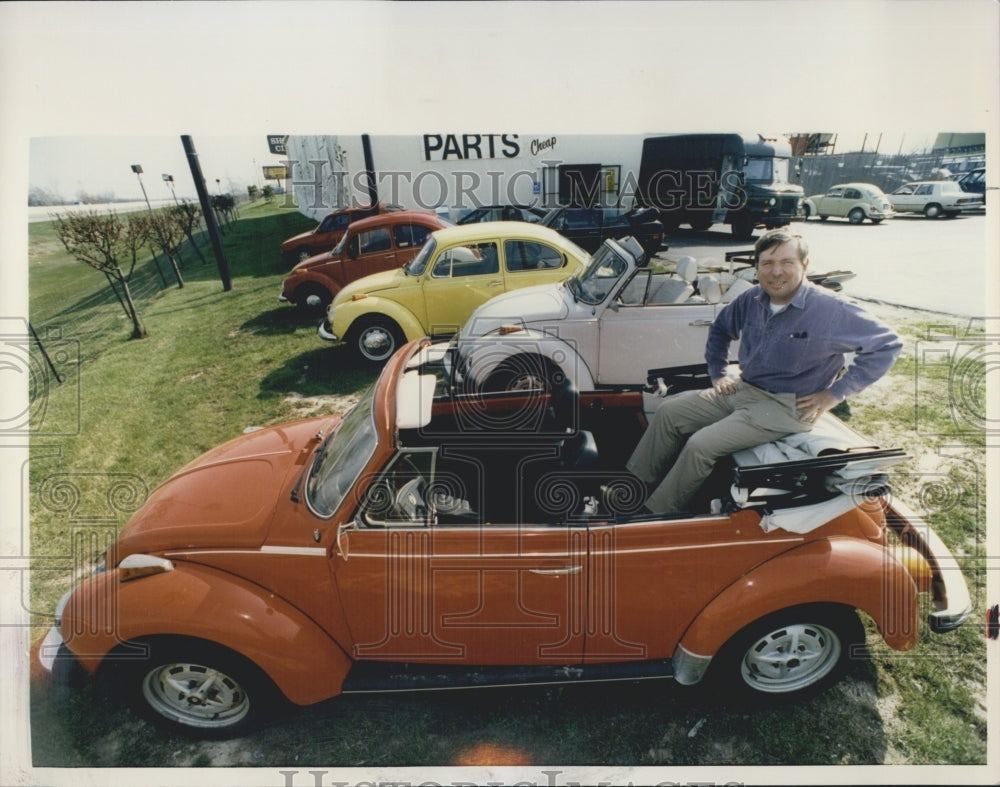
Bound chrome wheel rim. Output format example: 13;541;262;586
739;622;841;693
141;661;250;728
359;326;394;361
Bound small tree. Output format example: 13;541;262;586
247;184;260;201
262;184;275;204
170;202;207;264
53;209;148;339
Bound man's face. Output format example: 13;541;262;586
757;239;809;305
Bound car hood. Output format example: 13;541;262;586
113;417;338;557
459;281;569;338
338;267;411;300
282;229;315;250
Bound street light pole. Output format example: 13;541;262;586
162;173;179;205
132;164;183;288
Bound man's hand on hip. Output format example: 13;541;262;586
712;375;740;396
795;389;840;422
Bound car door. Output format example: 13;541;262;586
596;268;722;385
331;448;588;664
422;240;504;335
564;207;603;251
817;186;846;216
890;184;918;212
343;225;399;277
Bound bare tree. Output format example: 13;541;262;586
52;209;148;339
170;202;207;264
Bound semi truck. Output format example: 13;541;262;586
637;134;803;239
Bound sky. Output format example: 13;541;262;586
2;2;999;786
28;135;285;203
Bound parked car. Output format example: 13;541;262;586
538;205;666;255
318;221;588;363
39;337;972;738
279;211;449;310
801;183;894;224
889;180;984;218
281;202;403;265
956;167;986;196
456;204;547;224
451;237;855;393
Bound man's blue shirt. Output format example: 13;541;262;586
706;281;902;400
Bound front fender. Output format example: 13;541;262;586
60;562;353;706
331;296;425;343
462;329;597;391
674;535;919;682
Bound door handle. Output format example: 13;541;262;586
488;280;503;287
529;565;583;576
689;319;713;327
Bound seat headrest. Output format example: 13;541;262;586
547;375;579;431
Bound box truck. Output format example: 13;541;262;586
637;134;803;239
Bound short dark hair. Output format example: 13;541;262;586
754;229;809;263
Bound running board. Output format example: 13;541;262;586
341;658;675;694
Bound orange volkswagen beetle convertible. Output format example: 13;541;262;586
39;340;971;737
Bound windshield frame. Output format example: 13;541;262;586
403;236;437;276
564;243;630;306
304;384;379;518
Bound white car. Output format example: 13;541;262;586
888;180;985;218
801;183;894;224
450;237;854;392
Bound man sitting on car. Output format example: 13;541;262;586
626;228;902;515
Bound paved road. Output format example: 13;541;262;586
658;211;991;319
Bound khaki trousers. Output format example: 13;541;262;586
626;382;812;513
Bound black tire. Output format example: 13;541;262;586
847;208;865;225
486;354;562;393
293;282;331;311
349;317;404;364
731;213;755;240
707;603;864;702
923;203;943;219
116;638;282;738
689;216;713;232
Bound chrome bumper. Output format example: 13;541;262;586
317;319;339;342
887;499;973;632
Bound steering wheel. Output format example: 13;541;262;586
393;476;428;521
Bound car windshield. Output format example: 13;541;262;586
305;385;378;518
403;237;437;275
564;243;627;305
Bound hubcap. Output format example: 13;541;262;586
361;326;393;359
142;661;250;728
740;622;841;693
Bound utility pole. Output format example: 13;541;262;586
181;135;231;291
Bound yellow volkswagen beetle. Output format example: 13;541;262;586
319;221;589;362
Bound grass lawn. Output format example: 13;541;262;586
25;203;988;768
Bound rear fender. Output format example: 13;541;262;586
675;536;919;680
59;562;352;706
463;329;597;391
